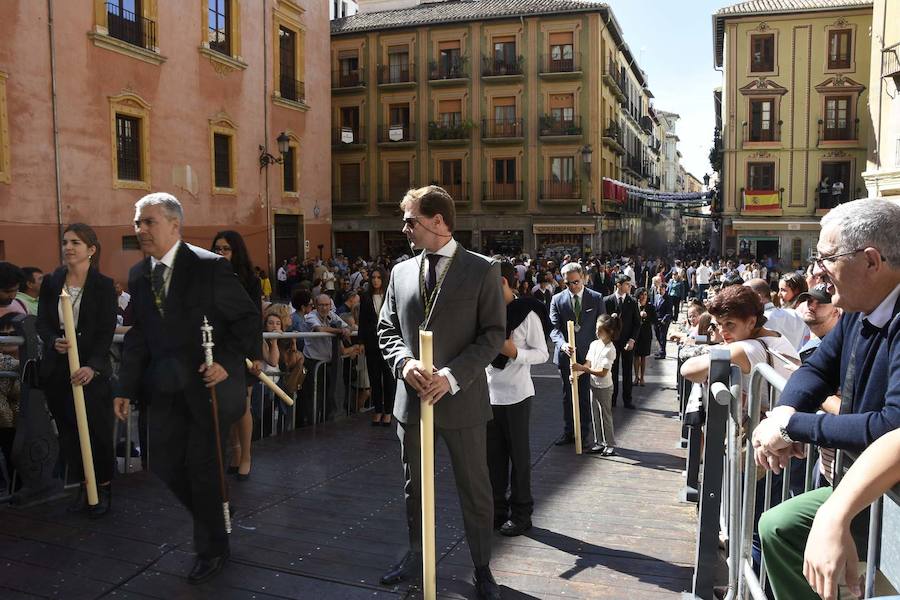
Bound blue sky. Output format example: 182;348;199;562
607;0;727;181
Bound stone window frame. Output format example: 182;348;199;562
282;131;301;198
209;113;238;195
746;25;779;77
89;0;167;66
823;19;858;75
273;1;308;112
198;0;248;74
109;91;151;191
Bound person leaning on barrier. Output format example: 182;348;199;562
802;427;900;600
753;199;900;600
745;278;811;351
0;262;27;318
37;224;117;517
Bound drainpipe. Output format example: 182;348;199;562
262;0;274;277
48;0;64;260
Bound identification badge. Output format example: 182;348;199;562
574;324;581;333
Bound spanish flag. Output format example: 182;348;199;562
744;190;779;211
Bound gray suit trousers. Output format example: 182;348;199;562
398;420;494;567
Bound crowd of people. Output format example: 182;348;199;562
0;188;898;599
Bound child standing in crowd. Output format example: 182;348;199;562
572;314;621;456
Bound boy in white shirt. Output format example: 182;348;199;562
572;314;621;456
486;262;550;536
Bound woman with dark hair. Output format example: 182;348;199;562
778;272;808;310
632;287;655;386
358;266;395;426
37;223;117;516
680;284;799;398
211;231;262;480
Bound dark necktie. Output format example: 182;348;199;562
152;262;167;311
426;253;440;295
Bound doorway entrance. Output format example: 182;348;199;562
274;213;304;267
334;231;369;260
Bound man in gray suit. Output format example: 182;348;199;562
378;186;505;600
549;262;606;445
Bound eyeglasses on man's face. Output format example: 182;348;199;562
565;280;581;286
809;248;864;270
402;216;419;229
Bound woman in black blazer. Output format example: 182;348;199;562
358;266;395;426
37;224;117;517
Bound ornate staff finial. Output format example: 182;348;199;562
201;316;215;367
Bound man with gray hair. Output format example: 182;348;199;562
113;192;264;585
549;262;606;445
753;199;900;600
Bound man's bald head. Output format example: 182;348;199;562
744;278;772;303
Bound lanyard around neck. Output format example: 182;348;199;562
419;245;459;324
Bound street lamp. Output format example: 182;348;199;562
259;131;291;168
581;144;593;180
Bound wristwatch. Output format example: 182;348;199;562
778;426;793;444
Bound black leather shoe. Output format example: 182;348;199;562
380;550;420;585
188;552;229;585
499;519;531;537
554;433;575;446
88;485;111;518
474;565;502;599
66;484;87;513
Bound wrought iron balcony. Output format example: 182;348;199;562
818;118;860;142
482;181;523;203
438;183;469;204
428;121;471;141
106;2;157;51
540;52;581;74
377;64;415;85
883;42;900;78
540;179;582;200
332;69;365;89
332;126;365;146
279;76;305;103
428;59;468;80
481;56;524;77
333;184;367;206
539;116;582;137
377;124;416;144
482;119;524;139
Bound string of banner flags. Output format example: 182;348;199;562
601;177;714;207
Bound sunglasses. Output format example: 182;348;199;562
402;217;419;229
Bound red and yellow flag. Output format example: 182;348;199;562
744;190;779;211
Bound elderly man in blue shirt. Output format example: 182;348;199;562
753;199;900;600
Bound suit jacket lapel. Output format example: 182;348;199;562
164;242;194;315
421;248;465;328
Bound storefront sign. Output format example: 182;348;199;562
533;224;596;234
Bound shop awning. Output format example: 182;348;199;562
533;223;596;234
731;219;821;232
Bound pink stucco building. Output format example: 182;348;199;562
0;0;331;281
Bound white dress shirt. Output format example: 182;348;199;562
423;238;461;394
486;311;549;405
763;303;810;351
866;282;900;328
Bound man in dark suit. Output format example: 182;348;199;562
652;280;675;358
604;274;642;408
549;262;606;444
590;261;614;296
113;193;263;585
378;186;505;600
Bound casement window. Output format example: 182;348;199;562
828;29;852;70
750;34;775;73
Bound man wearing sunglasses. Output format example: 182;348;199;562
378;185;505;599
753;199;900;600
548;262;606;445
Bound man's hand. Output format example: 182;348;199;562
53;337;70;354
803;510;862;600
561;343;575;357
113;397;130;422
198;361;229;388
752;417;804;474
821;394;841;415
422;373;451;405
624;339;635;352
70;366;95;387
402;358;432;395
501;339;518;359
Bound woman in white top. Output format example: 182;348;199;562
572;313;621;456
681;285;800;401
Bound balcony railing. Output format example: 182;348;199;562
428;59;468;80
624;154;643;175
540;179;581;200
539;116;582;137
332;69;365;89
819;118;860;142
439;183;469;203
334;185;367;205
377;64;415;85
332;126;365;146
883;42;900;78
481;56;524;77
816;187;850;211
279;76;305;103
377;124;416;143
540;52;581;74
828;53;851;70
428;121;471;141
603;61;626;101
483;181;522;202
482;118;524;139
106;2;157;51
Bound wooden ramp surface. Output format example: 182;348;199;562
0;347;695;599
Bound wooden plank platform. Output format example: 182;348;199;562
1;348;696;599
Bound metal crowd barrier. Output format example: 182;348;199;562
2;326;367;504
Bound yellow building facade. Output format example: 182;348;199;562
863;0;900;196
714;0;873;267
330;0;657;259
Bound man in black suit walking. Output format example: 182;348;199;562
604;274;641;408
113;193;263;585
